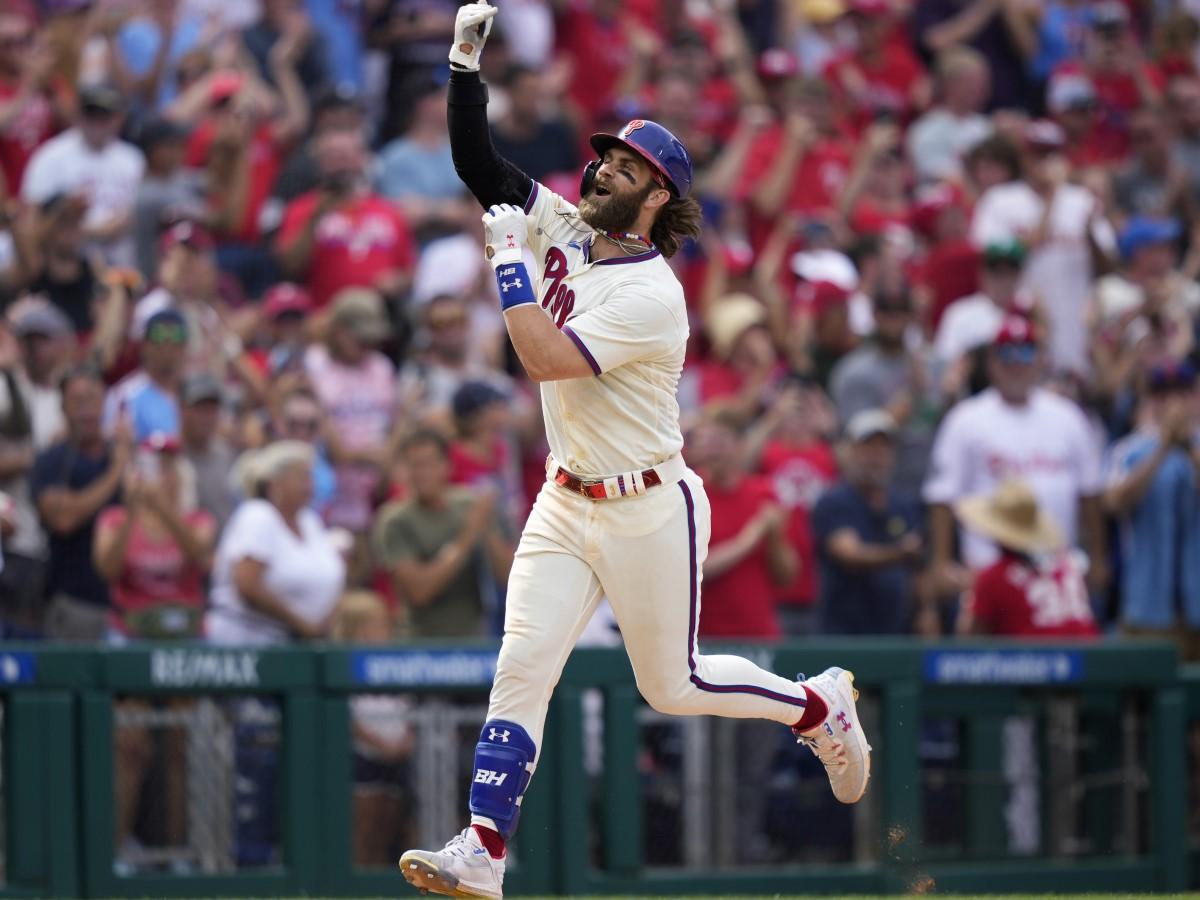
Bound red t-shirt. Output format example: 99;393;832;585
697;475;781;639
449;439;509;487
1052;60;1164;161
186;120;284;244
277;191;415;309
968;550;1099;638
737;125;852;249
98;506;214;636
760;439;838;607
555;5;632;124
913;239;981;330
0;78;55;195
823;45;927;133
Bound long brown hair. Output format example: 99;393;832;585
651;196;703;259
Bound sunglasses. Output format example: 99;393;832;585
145;323;187;344
996;343;1037;365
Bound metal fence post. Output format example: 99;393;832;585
601;684;641;875
881;678;920;891
1151;685;1187;890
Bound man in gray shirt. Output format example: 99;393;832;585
180;373;236;529
829;286;941;499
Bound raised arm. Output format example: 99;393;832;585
446;4;532;209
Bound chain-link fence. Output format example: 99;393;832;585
112;695;281;875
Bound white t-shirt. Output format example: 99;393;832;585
923;387;1103;568
21;128;145;265
906;109;992;183
934;293;1004;365
521;181;689;476
971;181;1116;374
207;499;346;644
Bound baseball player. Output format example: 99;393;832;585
399;5;870;897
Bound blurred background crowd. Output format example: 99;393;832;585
0;0;1198;649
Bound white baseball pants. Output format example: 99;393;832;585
484;462;811;758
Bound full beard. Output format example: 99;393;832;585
578;183;652;234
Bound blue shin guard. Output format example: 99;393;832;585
468;720;536;839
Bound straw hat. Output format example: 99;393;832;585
954;480;1063;555
705;294;766;360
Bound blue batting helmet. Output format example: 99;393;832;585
590;119;694;198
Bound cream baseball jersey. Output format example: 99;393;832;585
520;181;689;477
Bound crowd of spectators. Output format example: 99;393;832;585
0;0;1197;673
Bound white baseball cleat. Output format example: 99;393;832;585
793;667;872;804
399;827;505;898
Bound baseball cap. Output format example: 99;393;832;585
136;116;189;153
993;314;1039;348
1090;0;1129;30
845;409;897;443
1024;119;1067;149
1147;359;1197;394
1047;73;1098;114
330;288;392;342
263;283;313;320
757;49;800;81
912;183;965;239
181;372;224;406
144;309;188;344
208;71;244;106
452;380;507;421
9;300;72;338
983;240;1027;268
1118;216;1182;261
160;220;215;254
78;81;125;115
313;84;363;117
807;280;852;318
141;431;182;454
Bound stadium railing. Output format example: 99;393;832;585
0;639;1190;897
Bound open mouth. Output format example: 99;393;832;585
594;185;611;197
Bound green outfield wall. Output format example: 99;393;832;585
0;640;1193;897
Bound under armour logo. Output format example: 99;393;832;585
837;712;852;733
505;232;517;248
488;728;510;743
500;279;522;293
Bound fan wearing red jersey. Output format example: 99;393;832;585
954;480;1099;638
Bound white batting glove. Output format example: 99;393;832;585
482;204;528;268
449;3;498;71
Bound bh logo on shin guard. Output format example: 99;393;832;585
474;769;509;786
488;728;510;743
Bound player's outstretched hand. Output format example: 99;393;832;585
449;2;498;71
482;203;528;267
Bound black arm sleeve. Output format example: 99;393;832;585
447;69;534;209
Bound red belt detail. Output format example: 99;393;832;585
553;466;662;500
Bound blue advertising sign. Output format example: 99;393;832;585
0;651;36;685
352;650;498;687
924;649;1083;685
